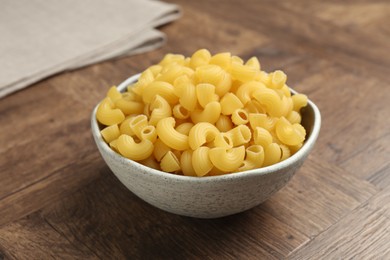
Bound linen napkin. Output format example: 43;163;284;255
0;0;181;98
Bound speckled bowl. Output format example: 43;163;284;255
91;74;321;218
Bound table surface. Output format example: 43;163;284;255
1;0;390;259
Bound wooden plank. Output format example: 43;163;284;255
290;186;390;259
0;212;98;259
0;151;104;227
260;157;378;238
40;173;309;259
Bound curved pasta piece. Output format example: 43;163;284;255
252;88;283;117
226;125;252;147
231;62;257;82
149;95;172;126
195;65;232;97
270;70;287;89
196;83;219;108
115;97;144;116
117;134;154;161
96;97;125;126
245;145;265;168
245;57;261;70
128;115;148;139
220;92;243;115
188;122;220;150
153;138;171;162
275;117;305;146
158;53;185;66
140;125;157;143
139;156;161;171
280;96;293;117
279;144;291;161
248;113;278;131
180;150;197;176
172;104;190;119
287;110;302;124
156;117;189;151
100;124;120;143
189;49;211;69
160;151;181;172
130;69;154;95
192;147;213;176
263;143;282;167
238;160;256;172
107;86;122;102
216;115;233;132
213;133;233;148
209;146;245;172
231;108;249;125
209;52;231;70
253;127;273;148
236;81;267;105
292;94;308;112
175;122;194;135
173;75;197;111
142;81;178;105
190;101;221;124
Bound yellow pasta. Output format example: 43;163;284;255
196;83;219;108
117;134;154;161
153;138;171;162
209;146;245;172
189;49;211;69
192;146;213;176
173;75;197;111
275;117;305;146
149;95;172;126
141;81;178;105
100;124;120;143
245;57;261;70
270;70;287;89
220;92;243;115
175;122;194;135
231;108;249;125
190;101;221;124
188;122;219;150
292;94;308;112
226;125;252;147
236;81;266;105
98;49;309;176
209;52;231;70
156;117;189;151
107;86;122;102
160;151;181;172
195;65;232;97
96;97;125;126
215;115;233;132
180;150;197;176
245;145;265;168
253;127;273;148
263;143;282;167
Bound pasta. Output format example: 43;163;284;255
97;49;309;176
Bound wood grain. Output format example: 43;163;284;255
0;0;389;258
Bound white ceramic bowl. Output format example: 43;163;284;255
91;74;321;218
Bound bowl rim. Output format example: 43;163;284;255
91;73;321;182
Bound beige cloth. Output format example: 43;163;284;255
0;0;180;98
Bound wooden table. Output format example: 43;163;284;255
1;0;389;259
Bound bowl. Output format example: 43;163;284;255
91;74;321;218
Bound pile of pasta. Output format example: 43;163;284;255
96;49;308;177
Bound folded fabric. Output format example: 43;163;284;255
0;0;180;98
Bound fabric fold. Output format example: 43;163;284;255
0;0;181;98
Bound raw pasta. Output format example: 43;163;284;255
97;49;308;176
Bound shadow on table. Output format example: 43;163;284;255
43;166;275;258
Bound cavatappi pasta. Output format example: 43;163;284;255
96;49;308;176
